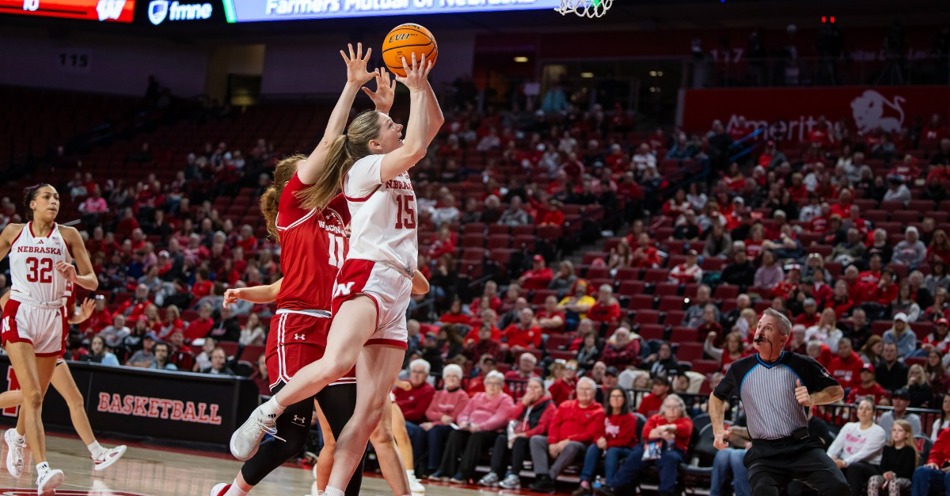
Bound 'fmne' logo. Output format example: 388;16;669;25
149;0;213;25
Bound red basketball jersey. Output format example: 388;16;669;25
275;173;350;313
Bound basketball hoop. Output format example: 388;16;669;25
555;0;612;18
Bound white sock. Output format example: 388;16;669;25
260;397;286;418
36;461;49;475
224;480;249;496
87;441;104;458
324;487;344;496
406;469;416;480
12;431;25;444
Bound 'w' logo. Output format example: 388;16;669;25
96;0;126;21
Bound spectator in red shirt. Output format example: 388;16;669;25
505;352;540;385
669;249;703;285
549;361;579;405
527;377;605;492
81;296;113;337
502;306;542;355
845;363;889;405
600;327;641;370
868;268;900;307
192;268;213;302
637;376;671;417
440;298;472;327
184;303;214;343
794;298;821;328
395;358;437;426
827;337;864;389
829;280;855;319
518;255;554;290
464;323;502;363
630;232;664;269
576;386;639;492
598;394;694;496
536;295;566;334
695;304;724;344
588;284;622;328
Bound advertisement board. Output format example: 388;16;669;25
682;86;950;143
0;0;135;22
135;0;225;26
223;0;562;23
0;358;259;447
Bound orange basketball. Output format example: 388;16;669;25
382;23;438;78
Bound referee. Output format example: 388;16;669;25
709;308;850;496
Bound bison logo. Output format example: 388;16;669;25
851;90;905;134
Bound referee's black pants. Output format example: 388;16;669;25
745;441;850;496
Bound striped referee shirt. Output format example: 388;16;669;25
713;351;840;441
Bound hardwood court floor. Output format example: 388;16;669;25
0;433;521;495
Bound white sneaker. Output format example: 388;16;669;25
92;445;127;471
210;483;230;496
408;470;425;494
230;404;280;461
36;468;64;495
4;428;25;478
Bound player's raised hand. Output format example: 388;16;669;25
55;260;78;283
394;52;433;93
362;69;396;114
223;288;241;308
341;42;376;87
795;379;813;406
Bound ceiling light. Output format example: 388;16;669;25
581;72;594;78
514;56;528;63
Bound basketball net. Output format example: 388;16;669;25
555;0;612;18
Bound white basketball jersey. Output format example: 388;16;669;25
343;154;418;276
9;222;70;307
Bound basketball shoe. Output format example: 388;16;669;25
3;428;25;478
230;404;281;460
92;444;127;471
36;467;64;495
210;483;230;496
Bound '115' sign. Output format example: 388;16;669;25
57;51;92;73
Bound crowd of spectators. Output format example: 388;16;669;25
4;78;950;493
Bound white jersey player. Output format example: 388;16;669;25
0;183;99;495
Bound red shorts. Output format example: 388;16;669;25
331;259;411;349
266;310;355;392
1;300;67;357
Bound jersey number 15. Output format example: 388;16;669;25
394;194;416;230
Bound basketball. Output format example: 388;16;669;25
381;23;438;78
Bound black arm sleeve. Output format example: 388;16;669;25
713;356;750;401
789;353;840;392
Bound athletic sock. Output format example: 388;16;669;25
324;486;344;496
87;441;104;458
260;397;286;418
36;461;49;475
12;431;25;444
224;480;249;496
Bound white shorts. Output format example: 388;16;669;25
332;259;412;349
1;300;67;357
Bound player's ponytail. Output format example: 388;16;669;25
260;155;304;240
298;110;381;211
22;183;52;221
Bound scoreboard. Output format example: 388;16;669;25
222;0;564;23
0;0;136;22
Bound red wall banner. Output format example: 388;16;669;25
682;86;950;143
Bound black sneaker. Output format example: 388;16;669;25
593;486;616;496
529;475;556;493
